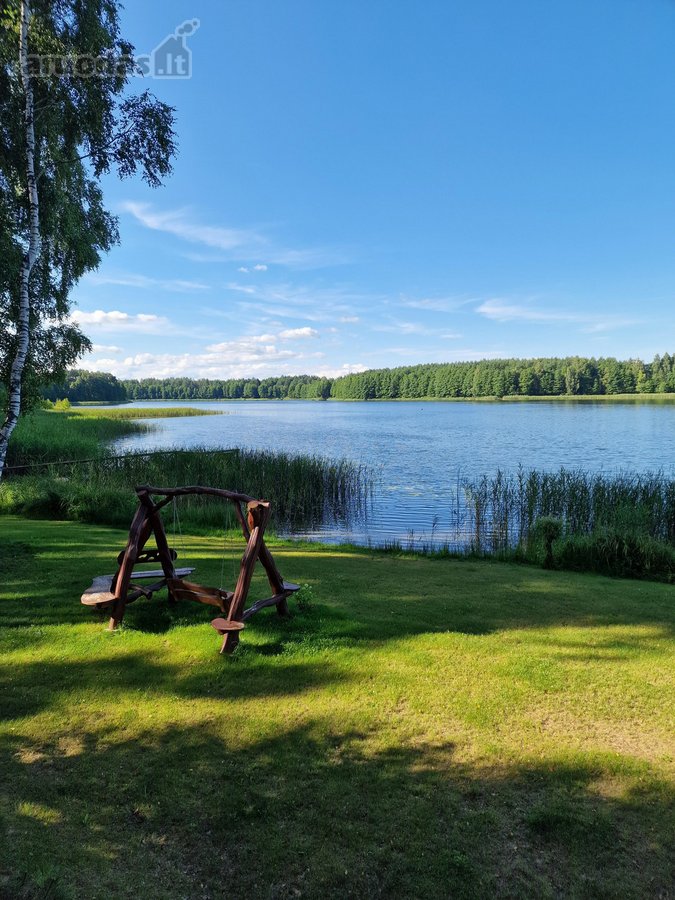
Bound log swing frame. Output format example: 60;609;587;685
81;485;299;654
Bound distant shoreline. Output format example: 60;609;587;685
75;393;675;406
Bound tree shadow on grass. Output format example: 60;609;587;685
0;649;346;722
0;720;672;899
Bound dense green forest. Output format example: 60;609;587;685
44;353;675;402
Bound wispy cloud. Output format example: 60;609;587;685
121;202;345;270
398;296;472;313
476;299;641;332
71;309;171;334
84;271;210;293
374;319;461;338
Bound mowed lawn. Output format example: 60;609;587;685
0;518;673;899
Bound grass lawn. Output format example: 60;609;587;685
0;517;673;899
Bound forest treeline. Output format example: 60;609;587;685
43;353;675;402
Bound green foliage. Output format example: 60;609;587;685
295;583;316;612
69;406;222;419
43;354;675;403
43;370;126;403
555;530;675;581
0;2;176;422
531;516;563;568
0;447;369;532
5;410;146;469
464;469;675;579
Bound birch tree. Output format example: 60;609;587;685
0;0;176;478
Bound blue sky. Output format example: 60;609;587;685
75;0;675;380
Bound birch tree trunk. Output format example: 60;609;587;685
0;0;41;480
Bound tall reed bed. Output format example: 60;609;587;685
69;407;223;419
0;447;371;534
463;468;675;552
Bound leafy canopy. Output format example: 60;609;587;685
0;0;176;407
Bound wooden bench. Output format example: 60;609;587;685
81;484;300;654
81;567;195;609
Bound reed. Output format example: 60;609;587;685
462;467;675;578
68;407;224;419
0;446;371;535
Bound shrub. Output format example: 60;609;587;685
555;529;675;581
531;516;563;568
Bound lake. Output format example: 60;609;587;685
106;399;675;547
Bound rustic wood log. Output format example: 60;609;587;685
210;617;246;634
167;578;233;611
138;491;177;591
136;484;256;504
221;501;271;654
109;499;153;629
81;568;195;608
234;500;289;615
116;547;177;566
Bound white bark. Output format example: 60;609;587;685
0;0;41;479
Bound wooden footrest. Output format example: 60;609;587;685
210;617;246;634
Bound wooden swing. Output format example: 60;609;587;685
81;485;299;654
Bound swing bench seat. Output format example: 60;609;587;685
82;485;300;655
81;567;195;608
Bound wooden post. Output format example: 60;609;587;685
137;490;177;598
221;501;271;653
108;501;152;630
234;501;288;616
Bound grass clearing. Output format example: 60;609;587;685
0;517;673;898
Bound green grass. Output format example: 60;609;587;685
0;517;673;899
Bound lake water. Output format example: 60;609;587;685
107;400;675;547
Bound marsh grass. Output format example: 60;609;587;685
69;406;224;419
5;411;148;469
1;445;370;534
463;468;675;578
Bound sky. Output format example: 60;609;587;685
75;0;675;381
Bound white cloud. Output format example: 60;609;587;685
71;309;171;333
237;267;250;273
278;327;318;340
83;272;209;292
90;343;122;354
339;315;360;323
253;264;268;271
476;299;640;332
86;343;355;380
313;363;368;378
